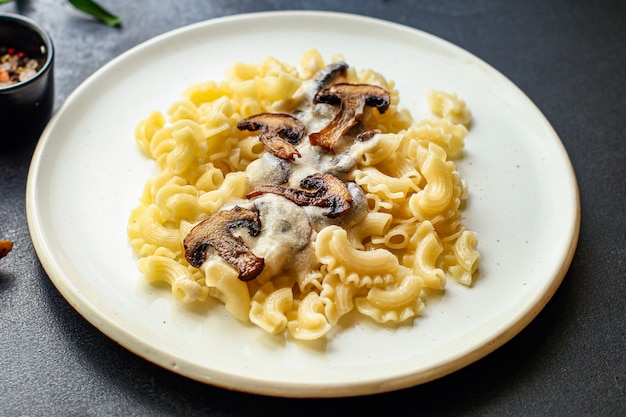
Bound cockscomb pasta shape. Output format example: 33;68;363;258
409;143;455;217
249;281;293;334
165;122;207;175
365;192;395;213
347;211;393;249
237;135;267;163
319;273;359;325
376;158;422;185
427;89;472;128
372;221;417;250
410;118;468;159
355;266;423;323
183;80;233;106
167;99;201;124
203;259;251;322
350;132;402;166
257;72;302;104
194;163;224;192
228;56;298;81
316;225;398;288
287;292;332;340
296;269;324;293
197;171;249;214
154;178;204;223
128;204;182;253
409;221;446;289
197;96;237;143
298;48;327;80
138;255;208;303
449;230;481;286
354;167;419;201
135;110;166;157
146;122;179;164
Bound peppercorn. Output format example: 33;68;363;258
0;46;40;87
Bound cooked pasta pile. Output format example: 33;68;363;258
128;49;480;340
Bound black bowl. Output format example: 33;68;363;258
0;13;54;148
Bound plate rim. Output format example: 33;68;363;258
26;10;581;397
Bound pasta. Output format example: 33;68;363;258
128;49;480;340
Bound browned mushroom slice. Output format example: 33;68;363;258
183;206;264;281
237;113;305;160
247;173;352;218
313;61;348;91
309;83;390;152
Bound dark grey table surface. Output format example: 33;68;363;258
1;0;624;416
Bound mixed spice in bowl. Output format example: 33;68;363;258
0;46;42;87
0;13;54;148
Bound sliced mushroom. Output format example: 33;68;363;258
237;113;305;160
247;173;352;218
309;84;390;152
313;61;348;91
183;206;264;281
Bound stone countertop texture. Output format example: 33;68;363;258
0;1;624;416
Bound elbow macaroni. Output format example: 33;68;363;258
128;49;480;340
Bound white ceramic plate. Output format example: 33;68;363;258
26;11;579;397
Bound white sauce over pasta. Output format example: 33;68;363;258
128;49;480;340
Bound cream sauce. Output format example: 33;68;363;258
217;70;378;280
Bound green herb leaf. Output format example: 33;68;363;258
0;0;15;4
67;0;121;27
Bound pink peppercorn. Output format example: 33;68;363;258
0;47;41;86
